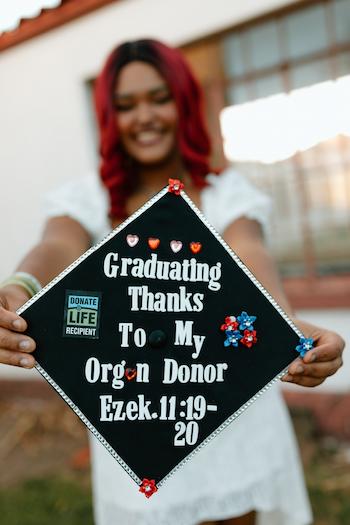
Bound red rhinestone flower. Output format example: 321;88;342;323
240;330;257;348
168;178;184;195
139;478;158;498
220;315;238;331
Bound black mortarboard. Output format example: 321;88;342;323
19;178;308;498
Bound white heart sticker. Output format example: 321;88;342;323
126;234;139;247
170;240;183;253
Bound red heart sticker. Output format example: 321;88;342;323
125;368;137;381
190;242;202;254
148;238;160;250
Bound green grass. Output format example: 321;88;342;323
0;477;93;525
309;487;350;525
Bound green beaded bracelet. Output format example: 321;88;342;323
1;272;42;298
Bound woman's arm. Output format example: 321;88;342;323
222;217;345;387
0;216;91;369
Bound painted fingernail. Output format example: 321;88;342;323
13;319;24;330
19;357;32;368
19;340;31;350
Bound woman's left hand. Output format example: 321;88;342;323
281;321;345;387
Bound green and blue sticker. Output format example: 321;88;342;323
63;290;101;339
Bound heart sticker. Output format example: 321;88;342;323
170;240;183;253
126;234;139;247
125;368;137;381
148;238;160;250
190;241;202;254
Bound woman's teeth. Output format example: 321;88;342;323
135;131;162;144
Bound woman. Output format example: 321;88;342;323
0;39;344;525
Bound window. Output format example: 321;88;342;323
184;0;350;307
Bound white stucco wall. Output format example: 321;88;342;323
1;0;348;391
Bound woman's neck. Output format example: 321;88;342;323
136;154;188;196
111;154;202;227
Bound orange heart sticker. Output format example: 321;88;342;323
190;241;202;254
148;237;160;250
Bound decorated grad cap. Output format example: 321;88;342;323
18;178;312;498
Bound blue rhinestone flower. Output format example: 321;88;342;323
237;311;256;331
224;330;242;347
295;337;314;357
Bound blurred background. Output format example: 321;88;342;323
0;0;350;523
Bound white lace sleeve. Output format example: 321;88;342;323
42;174;110;243
202;168;271;235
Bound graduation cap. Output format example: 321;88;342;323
18;178;311;498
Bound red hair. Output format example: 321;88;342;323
94;39;213;219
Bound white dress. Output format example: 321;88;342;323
43;168;313;525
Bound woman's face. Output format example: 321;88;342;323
114;61;178;166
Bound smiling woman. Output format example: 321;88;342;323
0;38;344;525
94;39;211;222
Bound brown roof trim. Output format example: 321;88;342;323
0;0;119;52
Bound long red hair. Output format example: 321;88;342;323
94;39;212;219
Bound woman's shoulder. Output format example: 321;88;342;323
42;173;110;242
204;166;264;194
201;166;271;234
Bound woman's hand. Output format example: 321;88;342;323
281;320;345;387
0;217;92;371
0;285;36;369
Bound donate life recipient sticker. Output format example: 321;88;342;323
63;291;101;338
18;179;304;497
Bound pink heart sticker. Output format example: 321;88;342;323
170;240;183;253
126;234;139;247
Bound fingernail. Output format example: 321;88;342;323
19;340;31;350
19;357;32;368
295;365;304;374
282;374;293;382
310;353;317;362
13;319;24;330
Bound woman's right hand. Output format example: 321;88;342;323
0;285;36;369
